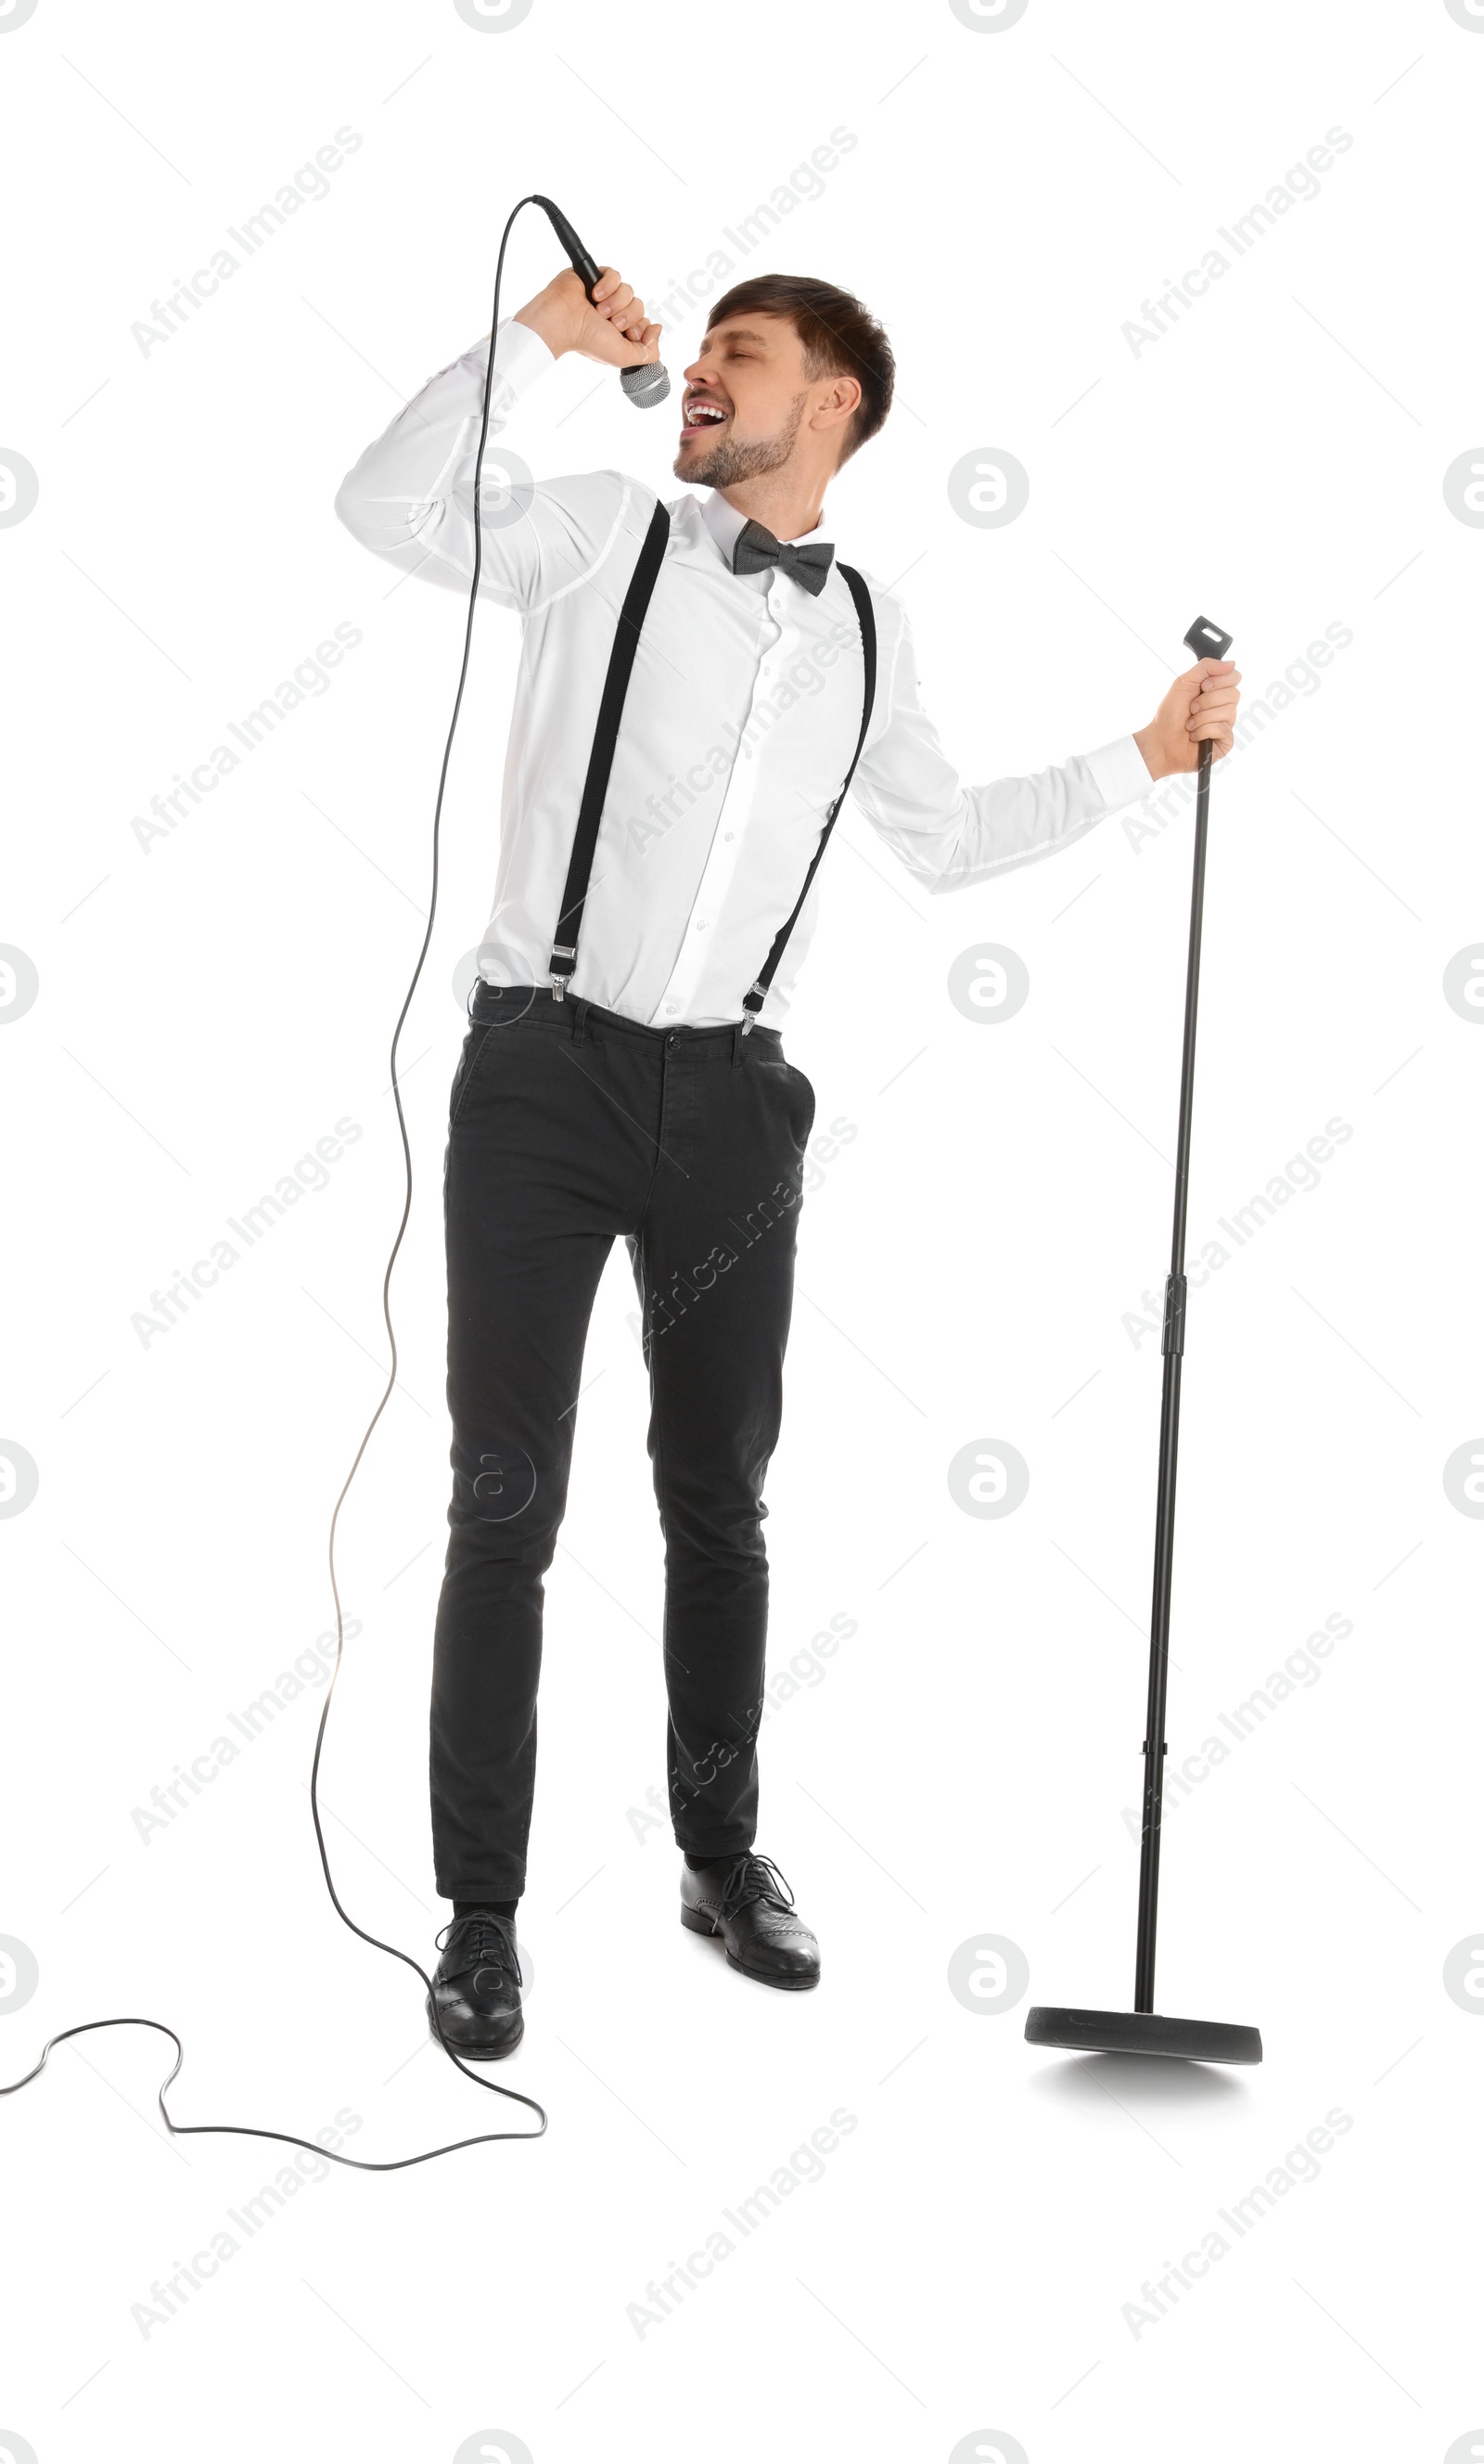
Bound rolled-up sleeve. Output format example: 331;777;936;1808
850;607;1153;892
334;318;630;613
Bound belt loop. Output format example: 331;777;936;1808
732;1021;744;1071
571;996;590;1048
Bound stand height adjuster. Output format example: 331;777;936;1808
1161;1272;1187;1358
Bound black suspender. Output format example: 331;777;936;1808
740;562;876;1030
548;497;672;997
547;512;876;1022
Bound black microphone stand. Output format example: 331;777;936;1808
1025;616;1262;2066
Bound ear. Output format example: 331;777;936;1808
811;372;863;435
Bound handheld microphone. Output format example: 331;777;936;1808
530;193;671;407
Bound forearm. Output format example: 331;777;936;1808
332;318;555;592
940;737;1153;889
853;602;1239;889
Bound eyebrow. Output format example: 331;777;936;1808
708;327;773;346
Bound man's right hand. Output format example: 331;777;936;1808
515;266;662;369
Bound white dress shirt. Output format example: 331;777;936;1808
335;321;1154;1029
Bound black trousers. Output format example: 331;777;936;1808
430;982;816;1900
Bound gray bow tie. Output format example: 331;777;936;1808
731;519;836;597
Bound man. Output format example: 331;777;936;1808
336;263;1240;2058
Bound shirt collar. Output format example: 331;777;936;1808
698;491;748;562
697;490;826;564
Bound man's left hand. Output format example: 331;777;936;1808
1134;657;1241;782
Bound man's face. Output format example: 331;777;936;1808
674;313;811;486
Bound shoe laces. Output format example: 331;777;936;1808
435;1911;521;1986
721;1854;796;1919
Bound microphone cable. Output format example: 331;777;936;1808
2;199;551;2168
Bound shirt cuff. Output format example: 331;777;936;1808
493;314;556;389
448;315;557;400
1084;733;1155;815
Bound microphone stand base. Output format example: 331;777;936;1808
1024;2006;1262;2065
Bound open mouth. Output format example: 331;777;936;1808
680;396;730;442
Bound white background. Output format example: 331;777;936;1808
2;1;1481;2458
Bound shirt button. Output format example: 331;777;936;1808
695;919;708;931
723;832;734;843
665;1004;677;1015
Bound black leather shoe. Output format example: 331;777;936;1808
427;1911;524;2060
680;1854;821;1990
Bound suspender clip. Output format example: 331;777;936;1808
549;945;577;1001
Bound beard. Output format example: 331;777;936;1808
672;391;805;487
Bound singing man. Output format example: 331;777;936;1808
336;263;1240;2056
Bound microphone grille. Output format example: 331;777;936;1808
620;360;672;409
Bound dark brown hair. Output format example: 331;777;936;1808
705;275;895;465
